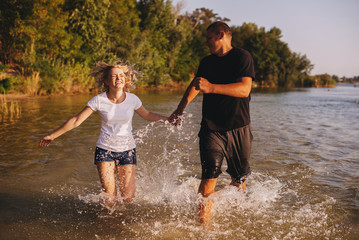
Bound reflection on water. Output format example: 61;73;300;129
0;85;358;239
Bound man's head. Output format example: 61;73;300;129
207;21;232;37
206;21;232;56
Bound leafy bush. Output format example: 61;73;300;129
0;65;10;73
0;77;20;93
316;74;336;87
302;76;315;87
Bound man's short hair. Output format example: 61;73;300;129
207;21;232;36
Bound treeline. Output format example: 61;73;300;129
0;0;335;94
333;75;359;84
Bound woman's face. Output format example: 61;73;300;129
105;67;126;90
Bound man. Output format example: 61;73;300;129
169;21;255;223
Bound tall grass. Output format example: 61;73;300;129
0;94;21;122
23;58;95;94
23;72;40;95
52;61;93;93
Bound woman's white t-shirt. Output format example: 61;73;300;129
87;92;142;152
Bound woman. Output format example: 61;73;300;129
40;61;168;206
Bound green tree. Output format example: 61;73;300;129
172;7;230;82
0;0;34;64
104;0;141;62
232;22;259;48
239;26;281;86
64;0;110;63
0;0;320;94
134;0;172;85
135;0;199;85
315;74;336;87
232;22;313;87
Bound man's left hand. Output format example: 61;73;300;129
194;77;213;94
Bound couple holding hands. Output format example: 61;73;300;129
40;21;255;224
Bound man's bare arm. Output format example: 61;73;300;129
169;80;200;124
194;76;252;97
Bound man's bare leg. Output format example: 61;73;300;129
198;178;218;224
230;178;246;192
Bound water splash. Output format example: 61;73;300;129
62;114;353;238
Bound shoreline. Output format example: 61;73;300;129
0;84;343;100
5;82;358;100
0;85;188;100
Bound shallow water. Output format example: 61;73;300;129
0;85;358;239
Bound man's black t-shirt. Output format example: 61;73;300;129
196;47;255;132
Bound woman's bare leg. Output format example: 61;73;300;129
96;161;117;207
117;165;136;202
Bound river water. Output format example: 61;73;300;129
0;84;358;239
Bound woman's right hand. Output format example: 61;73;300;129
39;135;54;147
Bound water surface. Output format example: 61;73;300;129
0;85;358;239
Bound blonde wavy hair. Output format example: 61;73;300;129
89;61;143;92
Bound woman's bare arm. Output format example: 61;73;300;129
135;106;168;122
39;106;94;147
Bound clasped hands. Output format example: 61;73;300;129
169;77;213;126
168;110;183;126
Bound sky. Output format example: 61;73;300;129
172;0;359;77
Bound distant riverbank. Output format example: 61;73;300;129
1;83;342;100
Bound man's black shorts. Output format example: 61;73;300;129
199;124;253;183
